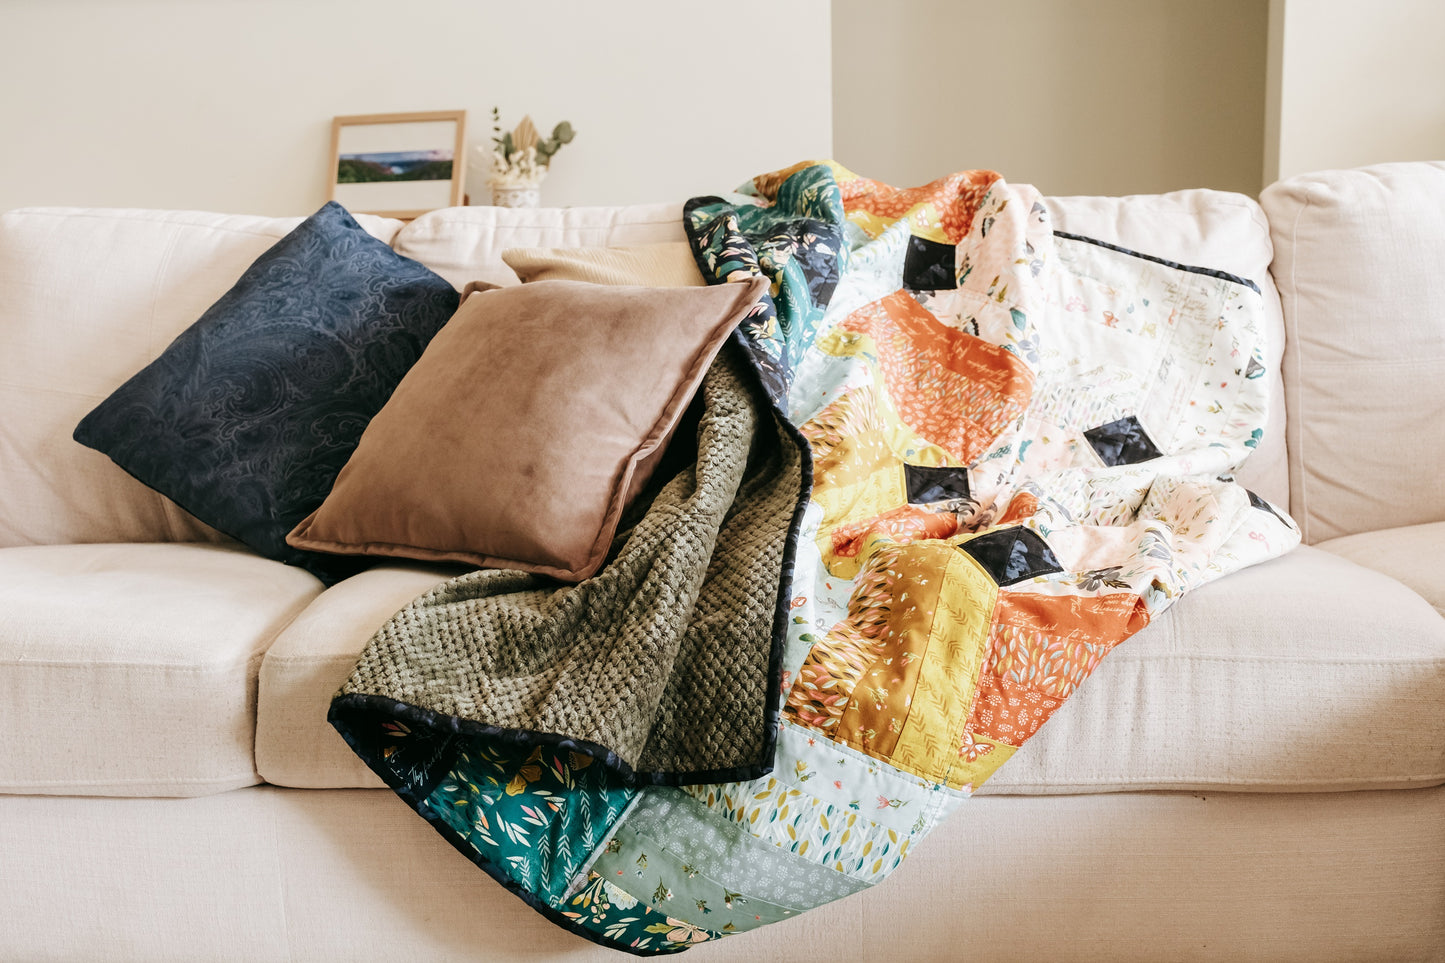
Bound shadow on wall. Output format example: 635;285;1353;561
830;0;1268;197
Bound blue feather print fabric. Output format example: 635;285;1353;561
74;201;460;584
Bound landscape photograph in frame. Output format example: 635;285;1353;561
329;110;466;218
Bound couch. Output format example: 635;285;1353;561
1;161;1441;962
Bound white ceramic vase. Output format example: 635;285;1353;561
491;184;541;208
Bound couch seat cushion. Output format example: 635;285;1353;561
256;563;461;788
982;545;1445;794
0;542;322;796
262;547;1445;794
1316;521;1445;617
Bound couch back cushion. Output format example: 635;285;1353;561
0;208;402;547
1;190;1287;548
1260;162;1445;542
1046;190;1288;508
397;191;1287;507
390;202;686;289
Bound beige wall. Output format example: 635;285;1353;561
13;0;1438;217
1267;0;1445;181
0;0;832;216
832;0;1269;197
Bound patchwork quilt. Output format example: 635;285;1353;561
333;162;1299;955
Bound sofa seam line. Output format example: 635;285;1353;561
256;653;1445;669
0;655;270;671
0;774;262;790
264;792;298;963
4;208;327;240
1299;356;1445;368
261;654;376;666
1286;189;1311;542
1092;655;1445;666
982;774;1445;790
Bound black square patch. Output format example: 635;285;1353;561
1084;415;1163;466
904;464;971;506
902;235;956;291
960;527;1064;586
1247;489;1286;524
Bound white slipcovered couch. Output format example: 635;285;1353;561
1;162;1441;962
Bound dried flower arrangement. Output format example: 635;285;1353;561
489;107;576;189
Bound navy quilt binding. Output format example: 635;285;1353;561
1053;229;1262;294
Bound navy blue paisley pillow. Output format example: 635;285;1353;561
73;201;460;584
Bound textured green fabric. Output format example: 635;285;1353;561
334;340;806;780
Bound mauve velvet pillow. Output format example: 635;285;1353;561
286;276;768;581
73;201;460;584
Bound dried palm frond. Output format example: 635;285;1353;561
512;115;539;153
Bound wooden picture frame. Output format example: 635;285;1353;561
328;110;467;219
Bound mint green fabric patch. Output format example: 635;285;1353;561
591;824;801;934
604;788;868;910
